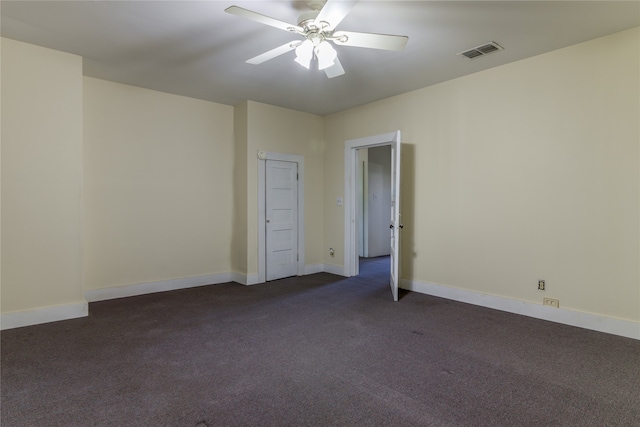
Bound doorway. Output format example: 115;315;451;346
357;146;392;260
344;131;402;301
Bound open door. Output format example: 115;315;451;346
389;133;401;301
344;131;401;301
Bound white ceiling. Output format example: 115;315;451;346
2;1;638;116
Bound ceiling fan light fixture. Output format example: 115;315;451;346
226;1;409;78
295;39;314;69
294;55;312;69
315;41;337;70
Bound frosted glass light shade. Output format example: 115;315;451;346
295;40;313;69
316;41;337;70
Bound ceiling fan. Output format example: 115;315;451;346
225;0;408;78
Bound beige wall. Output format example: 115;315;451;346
246;101;325;275
324;28;640;322
83;77;234;290
1;38;84;313
232;102;249;275
2;27;638;331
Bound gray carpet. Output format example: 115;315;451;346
2;256;639;426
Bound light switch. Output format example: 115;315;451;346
336;197;343;206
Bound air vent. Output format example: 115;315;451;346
458;42;503;59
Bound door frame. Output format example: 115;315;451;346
358;157;369;258
344;131;400;277
258;151;305;283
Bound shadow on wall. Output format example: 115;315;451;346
400;142;416;282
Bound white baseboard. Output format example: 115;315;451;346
400;278;640;340
1;301;88;330
233;265;345;285
246;274;260;285
230;272;246;285
323;263;348;276
304;264;325;275
85;273;233;302
231;272;260;286
234;264;348;285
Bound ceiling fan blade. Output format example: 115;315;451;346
332;31;408;51
324;57;345;79
225;6;302;33
314;0;358;31
246;41;302;65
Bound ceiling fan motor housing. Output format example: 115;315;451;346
297;11;320;30
307;1;327;12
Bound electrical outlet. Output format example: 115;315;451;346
329;248;335;257
538;280;545;291
543;298;559;308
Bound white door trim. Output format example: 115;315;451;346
258;151;305;283
344;131;400;277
